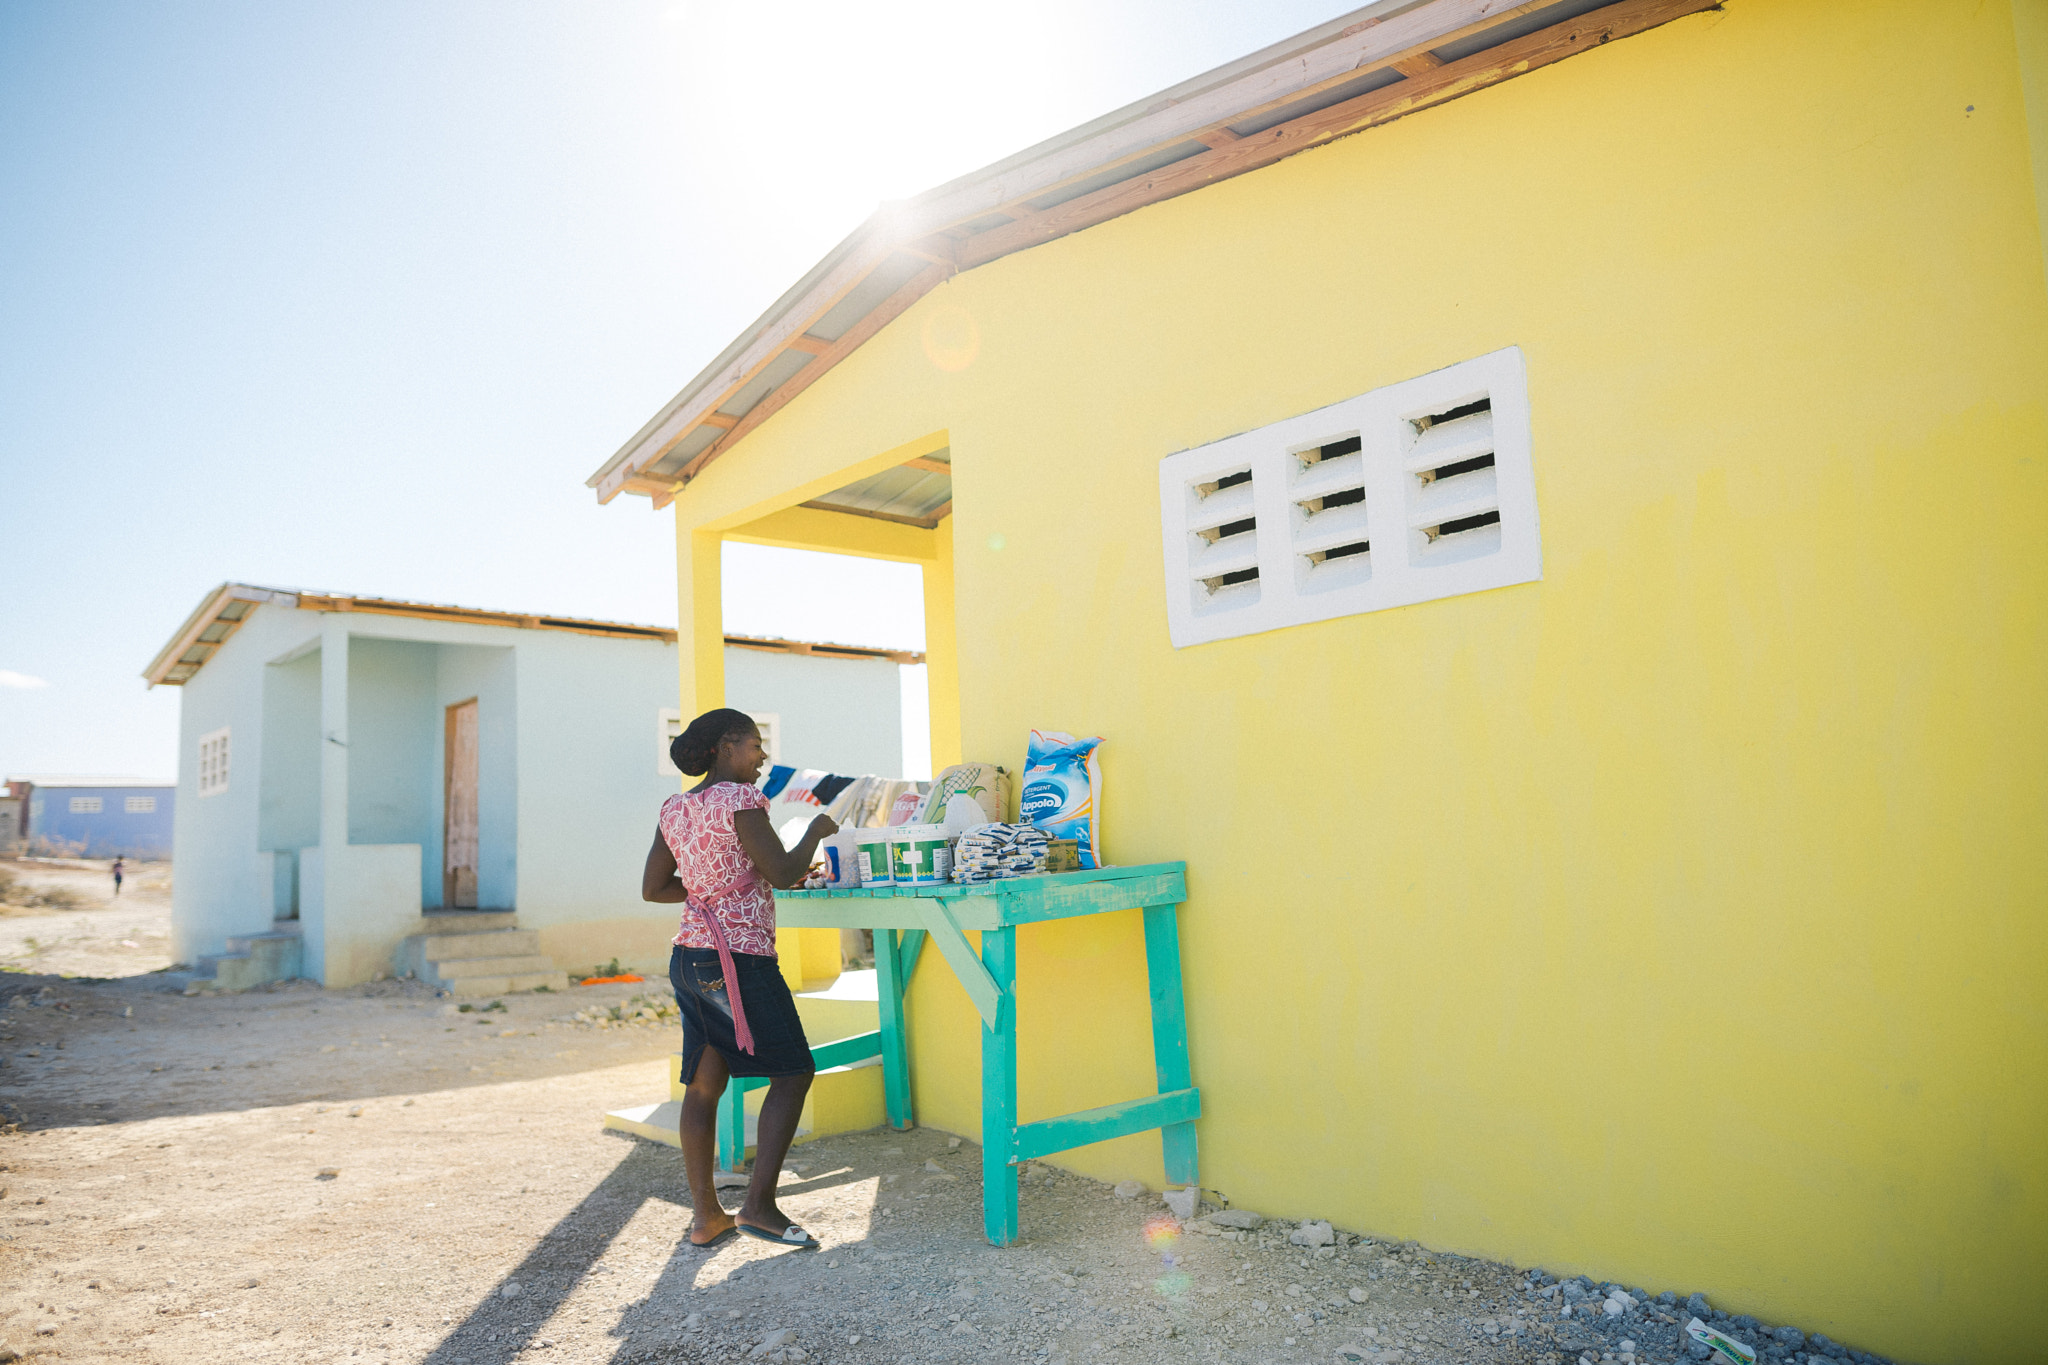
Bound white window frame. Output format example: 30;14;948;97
125;795;156;814
748;712;781;765
659;708;783;776
69;796;103;814
198;726;231;797
1158;346;1540;648
658;709;685;776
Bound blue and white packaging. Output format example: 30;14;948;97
1020;730;1105;869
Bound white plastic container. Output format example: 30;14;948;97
942;792;986;837
889;823;952;886
852;828;896;887
820;830;861;889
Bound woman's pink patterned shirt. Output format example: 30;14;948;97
661;784;778;957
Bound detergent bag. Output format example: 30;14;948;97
1020;730;1104;869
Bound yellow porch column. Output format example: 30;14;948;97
924;514;961;773
674;525;725;718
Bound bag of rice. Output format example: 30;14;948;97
917;763;1011;825
1020;730;1104;869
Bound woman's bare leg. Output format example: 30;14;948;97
739;1070;814;1233
679;1048;737;1244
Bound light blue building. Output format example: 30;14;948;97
145;584;914;991
6;776;175;859
704;633;914;778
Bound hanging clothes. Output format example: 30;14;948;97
811;774;856;807
778;769;828;805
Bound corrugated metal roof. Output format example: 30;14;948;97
6;775;173;789
141;585;923;687
804;449;953;527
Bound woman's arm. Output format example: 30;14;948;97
641;829;689;903
733;807;837;889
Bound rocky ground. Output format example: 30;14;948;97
0;871;1902;1365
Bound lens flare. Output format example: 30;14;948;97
1143;1217;1190;1296
921;303;981;373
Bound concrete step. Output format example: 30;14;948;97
420;910;517;932
397;915;565;996
609;1049;878;1155
446;970;568;998
188;923;303;993
396;928;540;983
417;929;541;960
431;953;559;979
604;1099;811;1154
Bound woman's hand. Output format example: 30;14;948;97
734;807;834;889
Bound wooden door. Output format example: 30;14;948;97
443;699;479;909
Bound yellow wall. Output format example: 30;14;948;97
663;2;2048;1359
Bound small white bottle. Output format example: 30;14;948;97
820;830;861;889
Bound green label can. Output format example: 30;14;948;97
854;832;895;887
889;824;952;885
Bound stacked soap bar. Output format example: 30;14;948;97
950;823;1052;884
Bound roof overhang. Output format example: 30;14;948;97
143;584;920;687
142;583;301;687
142;584;683;688
589;0;1718;509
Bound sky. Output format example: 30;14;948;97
0;0;1353;781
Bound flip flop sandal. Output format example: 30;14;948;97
737;1221;820;1251
688;1226;739;1251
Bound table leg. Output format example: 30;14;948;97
979;925;1020;1245
1142;902;1199;1188
875;929;915;1129
717;1079;747;1172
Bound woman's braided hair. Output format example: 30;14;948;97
669;707;759;777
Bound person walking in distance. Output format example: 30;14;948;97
642;708;836;1251
111;857;124;896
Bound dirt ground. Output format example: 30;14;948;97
0;860;174;980
0;865;1630;1365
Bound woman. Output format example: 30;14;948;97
642;708;836;1251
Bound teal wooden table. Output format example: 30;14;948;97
755;862;1198;1245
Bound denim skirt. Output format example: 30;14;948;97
669;945;814;1081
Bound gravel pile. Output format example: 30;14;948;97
559;992;681;1030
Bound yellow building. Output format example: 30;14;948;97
587;2;2048;1360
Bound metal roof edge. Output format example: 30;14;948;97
903;0;1427;204
6;775;175;789
141;583;298;688
588;221;887;491
144;584;691;688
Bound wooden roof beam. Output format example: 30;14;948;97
898;236;958;268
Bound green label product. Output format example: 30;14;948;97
890;824;952;885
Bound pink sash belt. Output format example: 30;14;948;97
688;900;756;1055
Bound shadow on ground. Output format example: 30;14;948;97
0;971;676;1130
